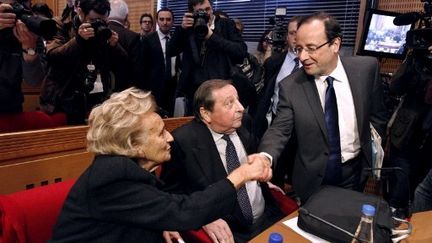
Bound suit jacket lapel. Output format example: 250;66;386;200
301;73;328;140
192;121;228;182
341;58;365;136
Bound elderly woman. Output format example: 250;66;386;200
49;87;271;243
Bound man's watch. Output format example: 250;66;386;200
22;48;36;56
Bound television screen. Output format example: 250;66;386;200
357;9;412;59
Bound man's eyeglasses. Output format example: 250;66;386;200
294;39;333;55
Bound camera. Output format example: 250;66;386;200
89;19;112;43
269;7;287;53
193;9;210;39
395;0;432;50
8;2;56;40
84;64;98;93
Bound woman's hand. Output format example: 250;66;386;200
162;231;185;243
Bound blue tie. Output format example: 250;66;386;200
323;76;342;185
222;134;254;224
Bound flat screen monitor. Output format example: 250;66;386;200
357;9;412;59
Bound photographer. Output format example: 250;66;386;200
0;0;46;114
387;44;432;218
168;0;247;115
40;0;128;125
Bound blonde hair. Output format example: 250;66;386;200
87;87;156;157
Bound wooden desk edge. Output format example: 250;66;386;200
249;211;311;242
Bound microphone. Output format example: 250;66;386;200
298;207;364;242
393;12;421;26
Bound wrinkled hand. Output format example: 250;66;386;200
13;20;37;49
0;3;15;30
181;12;194;29
202;219;234;243
78;22;93;40
162;231;184;243
108;30;119;46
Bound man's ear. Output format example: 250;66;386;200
332;37;342;52
200;107;211;123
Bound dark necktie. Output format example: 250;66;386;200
291;57;300;74
222;134;254;224
323;76;342;185
164;35;171;79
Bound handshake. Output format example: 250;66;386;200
226;153;272;189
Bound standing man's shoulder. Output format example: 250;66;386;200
342;55;379;67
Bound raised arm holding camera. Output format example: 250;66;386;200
0;0;47;114
40;0;128;125
168;0;247;115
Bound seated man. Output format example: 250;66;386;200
161;79;285;242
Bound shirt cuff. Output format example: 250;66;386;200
259;152;273;166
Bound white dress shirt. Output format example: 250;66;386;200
314;56;360;163
209;129;265;221
156;29;175;77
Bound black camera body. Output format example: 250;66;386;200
269;8;287;53
403;0;432;50
89;19;112;43
193;10;209;39
9;2;56;40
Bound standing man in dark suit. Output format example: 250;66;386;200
161;80;288;242
168;0;247;115
107;0;141;91
249;12;388;203
140;7;177;116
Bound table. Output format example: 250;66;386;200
249;210;432;242
249;212;311;243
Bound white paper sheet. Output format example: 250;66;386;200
283;217;330;243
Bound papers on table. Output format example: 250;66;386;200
283;217;330;243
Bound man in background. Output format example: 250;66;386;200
139;13;153;40
108;0;140;90
40;0;128;124
168;0;247;115
0;0;46;114
140;7;178;116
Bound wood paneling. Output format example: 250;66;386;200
0;116;193;194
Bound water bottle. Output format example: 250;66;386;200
268;232;283;243
351;204;375;243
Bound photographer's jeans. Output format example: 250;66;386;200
413;168;432;213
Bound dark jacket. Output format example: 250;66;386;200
168;16;247;105
40;17;128;123
49;155;237;243
0;28;45;113
108;20;141;91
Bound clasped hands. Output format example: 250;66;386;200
241;153;272;182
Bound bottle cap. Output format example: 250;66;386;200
269;232;283;243
362;204;376;216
